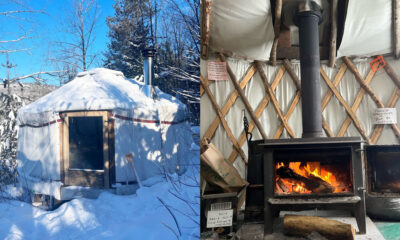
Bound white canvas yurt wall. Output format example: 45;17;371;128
17;68;193;199
200;0;400;178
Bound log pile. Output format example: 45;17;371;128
283;215;356;240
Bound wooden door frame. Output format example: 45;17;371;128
60;111;111;188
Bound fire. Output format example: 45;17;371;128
275;161;351;194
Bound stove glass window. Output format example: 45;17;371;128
274;148;353;195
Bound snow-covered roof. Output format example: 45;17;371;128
18;68;185;115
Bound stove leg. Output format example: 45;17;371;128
264;203;274;235
354;199;366;234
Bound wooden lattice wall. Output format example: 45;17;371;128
200;54;400;169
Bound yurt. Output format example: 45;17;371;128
16;53;192;201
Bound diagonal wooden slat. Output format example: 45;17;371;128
256;61;296;138
337;69;376;137
227;65;286;163
322;117;334;137
321;63;347;110
370;62;400;143
274;60;340;138
202;64;256;141
384;62;400;89
320;67;371;144
200;75;208;97
343;57;384;108
200;76;248;162
319;63;348;136
344;57;400;142
370;88;400;144
274;60;304;138
219;53;268;139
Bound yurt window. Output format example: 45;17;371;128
61;111;111;188
69;116;104;170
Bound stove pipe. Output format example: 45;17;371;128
142;48;156;98
294;5;324;138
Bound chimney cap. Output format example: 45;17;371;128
142;48;156;57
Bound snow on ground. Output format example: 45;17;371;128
0;151;199;240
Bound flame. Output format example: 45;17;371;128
275;161;351;194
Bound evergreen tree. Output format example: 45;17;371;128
104;0;153;78
104;0;200;124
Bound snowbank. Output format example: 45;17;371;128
0;153;199;240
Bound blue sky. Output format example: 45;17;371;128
0;0;115;85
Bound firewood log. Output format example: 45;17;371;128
276;167;334;193
283;215;356;240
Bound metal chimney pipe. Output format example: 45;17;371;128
142;48;156;98
294;8;324;138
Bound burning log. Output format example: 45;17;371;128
276;178;289;192
283;215;356;240
276;166;334;193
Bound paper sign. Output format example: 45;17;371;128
373;108;397;124
206;209;233;228
208;61;229;81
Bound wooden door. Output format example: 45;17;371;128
60;111;110;188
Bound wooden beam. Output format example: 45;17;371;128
329;0;338;67
227;65;286;163
200;76;248;162
220;53;268;139
270;0;282;66
384;62;400;89
320;67;371;144
201;0;212;59
394;0;400;58
59;119;65;184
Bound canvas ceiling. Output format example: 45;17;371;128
208;0;393;60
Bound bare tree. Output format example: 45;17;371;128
163;0;200;124
54;0;100;72
0;0;61;90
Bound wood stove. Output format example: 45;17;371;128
366;145;400;196
244;1;368;236
365;145;400;220
245;137;366;234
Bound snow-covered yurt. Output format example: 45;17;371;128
17;53;192;201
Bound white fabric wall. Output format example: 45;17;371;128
337;0;392;57
17;123;61;181
114;118;192;183
17;121;61;199
209;0;274;61
114;118;163;183
201;57;400;177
